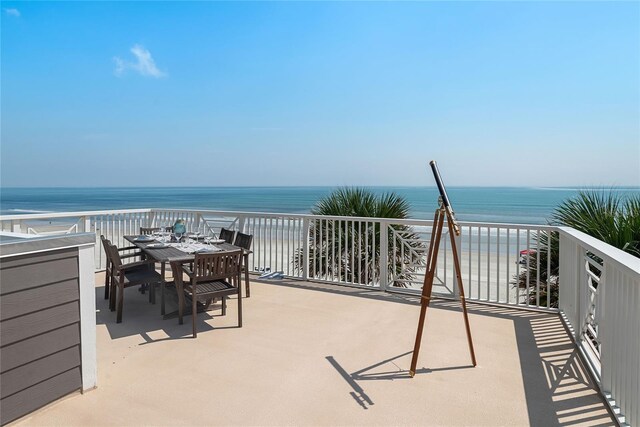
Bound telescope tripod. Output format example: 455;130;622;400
409;201;477;377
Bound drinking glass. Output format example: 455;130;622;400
205;231;217;246
175;232;183;248
154;223;163;242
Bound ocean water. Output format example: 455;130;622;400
1;187;638;225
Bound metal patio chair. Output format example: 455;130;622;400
219;227;235;244
233;232;254;297
105;241;162;323
100;235;142;303
170;250;243;338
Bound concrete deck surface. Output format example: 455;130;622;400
15;273;614;426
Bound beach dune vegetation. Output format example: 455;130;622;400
515;189;640;307
293;187;423;287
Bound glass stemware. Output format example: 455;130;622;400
175;232;183;247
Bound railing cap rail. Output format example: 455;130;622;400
0;208;152;221
150;208;557;230
558;226;640;276
0;207;559;230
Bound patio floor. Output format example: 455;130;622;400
14;273;614;426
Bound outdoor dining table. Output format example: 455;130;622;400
124;235;250;318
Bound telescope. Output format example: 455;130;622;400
429;160;460;236
409;160;476;377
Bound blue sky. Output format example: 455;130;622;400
1;1;638;187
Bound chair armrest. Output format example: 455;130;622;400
121;251;143;259
118;246;138;251
181;264;195;278
119;259;156;271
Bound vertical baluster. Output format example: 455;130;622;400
536;229;541;307
324;219;328;280
330;220;335;282
398;225;403;288
358;221;362;284
379;220;388;290
507;228;511;304
263;217;267;273
468;225;472;299
370;221;375;286
477;226;481;299
486;227;491;301
269;218;273;273
516;228;521;305
364;221;369;286
286;218;290;277
279;217;283;273
547;230;552;309
444;232;448;292
310;219;315;279
526;229;531;307
497;227;501;303
337;220;342;283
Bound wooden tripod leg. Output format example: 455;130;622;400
409;209;445;377
447;219;477;367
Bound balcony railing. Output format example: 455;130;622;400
1;207;638;426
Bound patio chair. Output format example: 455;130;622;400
233;232;253;298
100;235;142;304
105;241;162;323
219;227;235;244
170;250;243;338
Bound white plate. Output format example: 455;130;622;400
146;243;169;249
205;239;226;244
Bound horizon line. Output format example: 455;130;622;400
1;185;639;190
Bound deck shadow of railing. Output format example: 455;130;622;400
94;286;234;342
429;300;615;427
291;276;615;425
253;276;423;306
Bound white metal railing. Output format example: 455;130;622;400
2;207;638;424
559;226;640;427
1;208;557;308
1;209;152;270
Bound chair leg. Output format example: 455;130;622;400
238;290;242;328
161;281;166;316
222;296;227;315
104;264;110;300
109;276;117;312
116;282;124;323
244;258;250;298
178;285;184;325
192;294;198;338
160;262;166;315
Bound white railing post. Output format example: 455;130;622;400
302;218;310;280
82;216;91;233
380;220;389;290
238;216;246;234
559;233;580;340
557;227;640;427
148;211;156;228
11;220;21;233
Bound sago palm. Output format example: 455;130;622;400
515;189;640;307
293;188;423;287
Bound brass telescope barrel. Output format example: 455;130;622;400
429;160;461;236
